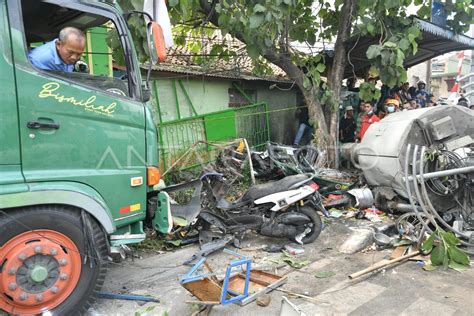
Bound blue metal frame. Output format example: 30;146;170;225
180;257;209;284
179;248;252;305
220;248;251;305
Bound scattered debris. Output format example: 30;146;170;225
280;296;308;316
256;294;271;307
390;246;409;259
338;229;374;254
183;235;234;265
328;208;344;219
348;249;421;279
284;245;305;255
347;188;374;209
97;292;160;303
373;232;392;247
180;248;287;306
279;251;310;269
364;207;385;223
265;244;285;253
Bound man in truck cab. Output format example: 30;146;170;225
29;26;85;72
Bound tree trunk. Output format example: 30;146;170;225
327;0;357;167
198;0;330;151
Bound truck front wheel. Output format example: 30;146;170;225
0;206;108;315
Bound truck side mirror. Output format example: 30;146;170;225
142;85;151;102
146;21;166;64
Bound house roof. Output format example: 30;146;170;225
151;32;291;83
336;18;474;79
151;18;474;83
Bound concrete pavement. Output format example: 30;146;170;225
90;220;474;315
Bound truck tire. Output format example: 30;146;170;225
290;206;323;244
0;206;108;315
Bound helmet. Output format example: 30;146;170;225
386;99;399;106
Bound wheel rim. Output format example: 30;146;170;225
0;230;82;314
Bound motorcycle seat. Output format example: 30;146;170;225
241;174;309;202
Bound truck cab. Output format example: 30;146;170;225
0;0;170;313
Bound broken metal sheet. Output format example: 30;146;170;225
183;235;234;265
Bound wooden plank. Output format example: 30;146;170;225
228;275;265;294
349;251;421;279
226;270;287;306
249;270;283;283
239;274;287;306
182;278;222;302
390;246;408;259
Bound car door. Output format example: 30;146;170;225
9;0;148;224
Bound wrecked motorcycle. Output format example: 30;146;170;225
251;142;356;195
199;173;327;244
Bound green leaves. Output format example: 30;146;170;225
417;5;430;19
422;229;470;272
385;0;401;10
430;244;445;266
366;45;381;60
281;251;310;269
316;63;326;73
249;14;264;29
423;264;437;271
364;21;420;88
399;38;410;51
246;45;260;60
359;82;381;102
366;22;375;35
253;4;266;13
421;232;435;253
448;247;470;266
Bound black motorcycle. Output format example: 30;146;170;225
198;172;327;244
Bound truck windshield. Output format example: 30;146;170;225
21;0;132;99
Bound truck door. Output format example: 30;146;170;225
8;0;148;225
0;0;26;191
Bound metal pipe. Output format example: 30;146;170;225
403;144;435;237
458;72;474;82
395;203;422;213
411;145;436;238
404;166;474;181
418;147;474;251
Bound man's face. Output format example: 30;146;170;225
364;103;372;113
56;35;85;65
346;110;354;118
402;83;409;91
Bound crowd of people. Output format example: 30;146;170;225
339;79;473;143
293;78;472;146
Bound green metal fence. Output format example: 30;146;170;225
157;103;270;171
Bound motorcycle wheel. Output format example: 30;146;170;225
291;206;322;244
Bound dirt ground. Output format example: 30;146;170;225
90;218;474;316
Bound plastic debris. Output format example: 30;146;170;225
284;245;305;255
329;208;344;218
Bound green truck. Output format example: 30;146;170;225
0;0;172;314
